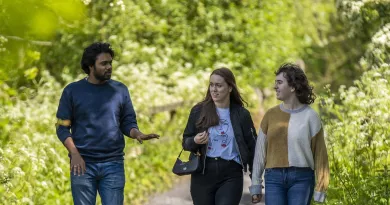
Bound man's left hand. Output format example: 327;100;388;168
136;133;159;144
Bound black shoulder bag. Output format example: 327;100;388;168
172;149;202;176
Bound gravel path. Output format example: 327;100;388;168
145;175;265;205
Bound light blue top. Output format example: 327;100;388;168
206;107;240;164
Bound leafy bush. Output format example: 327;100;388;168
320;63;390;204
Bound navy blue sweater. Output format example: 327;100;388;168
56;78;138;162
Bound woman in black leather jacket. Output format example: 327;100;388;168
182;67;257;205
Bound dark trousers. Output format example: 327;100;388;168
190;157;243;205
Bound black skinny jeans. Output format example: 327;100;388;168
190;157;243;205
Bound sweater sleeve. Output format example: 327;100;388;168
249;111;269;196
120;88;138;137
311;127;330;202
56;87;73;143
249;129;267;196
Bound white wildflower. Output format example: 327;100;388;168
54;167;63;175
21;197;33;204
41;181;48;188
12;167;25;177
357;91;365;98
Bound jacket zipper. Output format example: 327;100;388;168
251;128;256;140
202;145;206;174
234;111;245;174
234;138;245;174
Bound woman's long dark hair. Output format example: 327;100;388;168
196;67;247;129
275;63;316;104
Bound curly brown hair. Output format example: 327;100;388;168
275;63;316;104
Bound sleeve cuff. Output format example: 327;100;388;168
123;125;139;138
249;185;262;195
313;191;326;202
57;128;72;143
184;137;200;151
60;136;71;143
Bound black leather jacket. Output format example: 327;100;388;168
182;103;257;175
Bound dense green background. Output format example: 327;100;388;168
0;0;389;204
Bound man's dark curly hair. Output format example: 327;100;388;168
80;42;114;74
275;63;316;104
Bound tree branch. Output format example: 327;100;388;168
0;35;53;46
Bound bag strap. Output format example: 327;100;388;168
177;148;201;158
177;148;184;158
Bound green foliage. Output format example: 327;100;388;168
304;0;390;90
0;0;86;93
337;0;390;69
0;0;85;38
38;0;332;87
320;64;390;204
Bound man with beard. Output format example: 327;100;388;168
55;42;159;205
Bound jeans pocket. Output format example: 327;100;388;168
265;168;273;174
109;160;124;165
295;169;315;182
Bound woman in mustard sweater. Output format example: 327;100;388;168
250;63;329;204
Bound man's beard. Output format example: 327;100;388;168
93;72;111;81
93;67;111;81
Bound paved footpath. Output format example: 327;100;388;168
145;175;265;205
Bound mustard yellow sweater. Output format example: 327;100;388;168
250;104;329;202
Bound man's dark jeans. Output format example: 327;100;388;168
71;160;125;205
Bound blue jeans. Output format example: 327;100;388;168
264;167;314;205
71;160;125;205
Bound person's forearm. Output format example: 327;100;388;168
64;137;79;155
130;128;142;139
183;136;200;151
